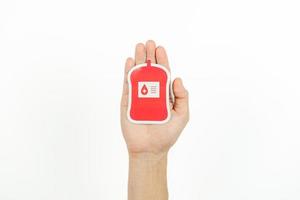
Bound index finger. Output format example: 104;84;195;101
155;46;170;71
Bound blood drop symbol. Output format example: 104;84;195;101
141;84;148;95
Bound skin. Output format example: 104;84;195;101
120;40;189;200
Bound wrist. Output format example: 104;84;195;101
128;152;168;200
129;151;168;162
129;152;168;170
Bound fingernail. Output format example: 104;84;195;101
178;78;185;88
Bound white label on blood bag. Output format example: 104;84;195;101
138;81;160;98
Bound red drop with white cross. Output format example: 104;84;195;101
141;84;148;95
127;60;171;124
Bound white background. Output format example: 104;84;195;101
0;0;300;199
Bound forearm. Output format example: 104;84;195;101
128;152;168;200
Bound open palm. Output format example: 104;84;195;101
120;40;189;154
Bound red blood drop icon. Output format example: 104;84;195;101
141;84;148;95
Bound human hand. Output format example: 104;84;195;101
120;40;189;157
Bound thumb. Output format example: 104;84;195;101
172;78;189;114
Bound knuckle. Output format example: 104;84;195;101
176;89;188;98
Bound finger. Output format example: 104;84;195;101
135;43;146;65
156;46;170;71
121;57;134;107
172;78;189;114
122;57;134;95
146;40;156;63
124;57;134;82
